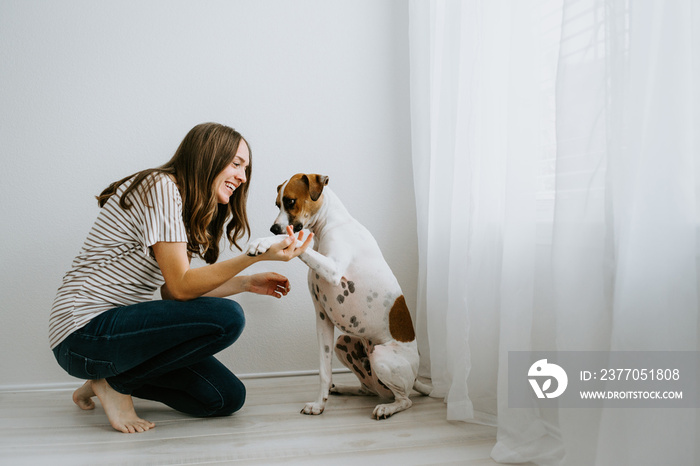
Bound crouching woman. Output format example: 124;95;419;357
49;123;311;433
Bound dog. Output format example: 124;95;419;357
246;173;431;419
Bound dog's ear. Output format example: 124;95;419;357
303;174;329;202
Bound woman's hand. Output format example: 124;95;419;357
244;272;291;298
259;225;313;262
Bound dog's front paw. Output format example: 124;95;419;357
245;236;280;256
300;402;325;415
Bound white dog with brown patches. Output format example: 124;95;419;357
246;173;431;419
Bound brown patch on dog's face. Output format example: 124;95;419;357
389;295;415;342
271;173;329;233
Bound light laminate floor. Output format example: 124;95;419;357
0;373;500;465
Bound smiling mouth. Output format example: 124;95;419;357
225;181;236;193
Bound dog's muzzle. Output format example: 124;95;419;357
270;222;304;235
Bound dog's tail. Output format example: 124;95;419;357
413;379;433;396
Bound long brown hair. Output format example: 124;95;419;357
97;123;252;263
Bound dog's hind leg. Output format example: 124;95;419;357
413;379;432;396
330;383;374;396
331;335;393;398
369;341;420;420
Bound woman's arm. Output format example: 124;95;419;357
201;272;291;299
201;275;248;298
153;227;311;301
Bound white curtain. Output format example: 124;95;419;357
409;1;699;464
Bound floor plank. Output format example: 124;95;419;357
0;374;500;465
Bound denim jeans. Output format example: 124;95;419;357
53;297;246;417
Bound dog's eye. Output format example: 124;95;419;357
283;198;296;209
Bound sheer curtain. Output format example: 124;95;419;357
409;1;699;464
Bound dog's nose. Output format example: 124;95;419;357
270;224;284;235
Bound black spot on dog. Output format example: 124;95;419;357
348;281;355;293
315;284;320;293
319;312;325;320
336;344;348;352
362;358;371;372
378;379;390;390
324;345;330;354
341;282;346;289
354;341;364;354
346;354;354;364
352;364;366;379
337;295;345;304
323;295;327;302
343;335;351;343
359;328;366;333
316;273;320;279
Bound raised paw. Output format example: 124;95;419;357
245;236;279;256
301;402;325;415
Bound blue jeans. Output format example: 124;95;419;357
52;297;246;417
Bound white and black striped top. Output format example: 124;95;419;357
49;173;188;349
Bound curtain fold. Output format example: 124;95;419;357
409;0;699;464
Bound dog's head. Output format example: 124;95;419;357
271;173;329;235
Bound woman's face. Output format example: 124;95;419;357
214;141;249;204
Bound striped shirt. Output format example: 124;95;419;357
49;173;188;349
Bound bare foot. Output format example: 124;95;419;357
73;381;96;410
90;379;155;433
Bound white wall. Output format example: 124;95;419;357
0;0;417;388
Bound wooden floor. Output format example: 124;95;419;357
0;373;499;465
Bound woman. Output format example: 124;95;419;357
49;123;311;433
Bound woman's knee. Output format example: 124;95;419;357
220;299;245;344
221;299;245;328
219;377;246;416
204;375;246;417
195;297;245;342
